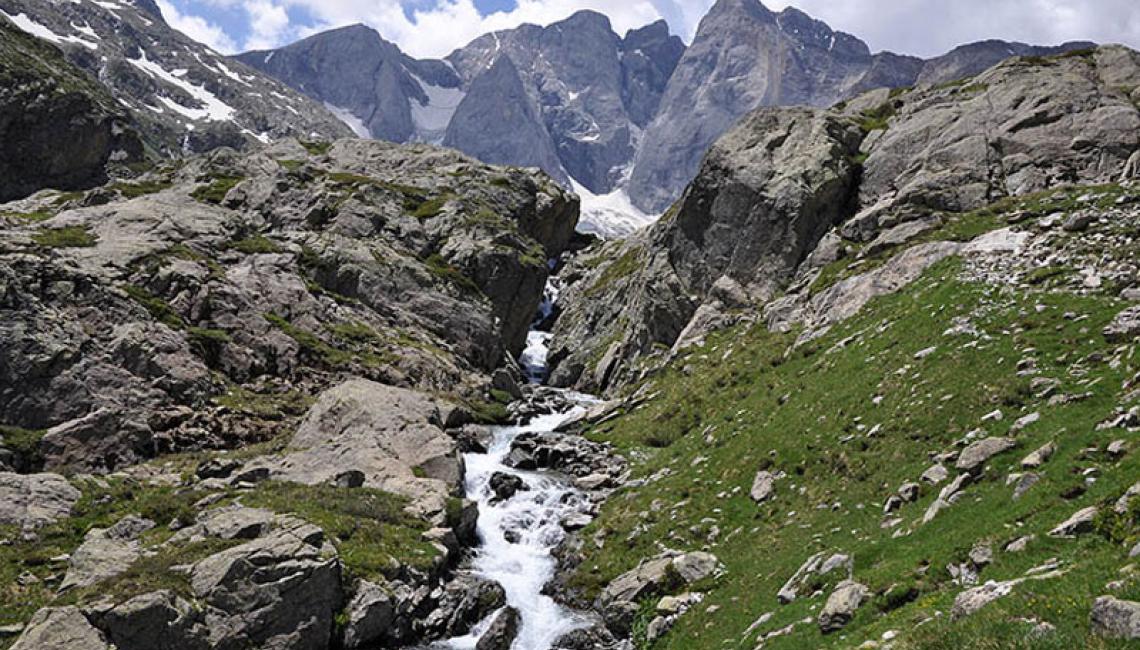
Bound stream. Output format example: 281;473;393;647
440;277;595;649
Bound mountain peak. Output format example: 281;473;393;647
705;0;776;22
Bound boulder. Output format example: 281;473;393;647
1020;442;1056;469
0;472;80;528
1090;596;1140;639
750;470;776;503
476;607;520;650
189;517;343;650
61;515;155;590
952;580;1019;619
96;590;209;650
818;580;869;633
489;472;528;503
343;581;395;649
10;606;109;650
601;552;721;606
243;380;463;518
1049;506;1098;537
956;438;1017;473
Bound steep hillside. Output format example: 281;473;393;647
0;0;350;156
0;18;142;202
537;42;1140;650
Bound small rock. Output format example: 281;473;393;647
952;580;1018;619
1105;306;1140;343
1012;472;1040;500
1062;212;1095;232
489;472;528;502
1020;442;1056;469
898;482;920;502
1005;535;1034;553
195;459;240;480
920;464;949;485
1010;412;1040;432
1107;440;1129;458
969;542;993;568
750;470;775;503
818;580;868;633
1049;506;1098;537
332;470;366;488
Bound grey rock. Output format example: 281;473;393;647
97;590;209;650
489;472;528;503
1049;506;1099;537
920;464;949;485
1012;472;1041;500
1090;596;1140;639
956;438;1017;473
10;606;109;650
244;379;463;518
61;515;155;590
861;46;1140;219
818;580;869;633
952;580;1020;619
1021;442;1056;469
0;472;80;528
601;552;720;606
750;470;776;503
1115;482;1140;515
343;581;395;649
189;516;343;650
476;607;520;650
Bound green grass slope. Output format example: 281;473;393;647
571;257;1139;649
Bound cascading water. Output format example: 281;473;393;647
440;275;594;649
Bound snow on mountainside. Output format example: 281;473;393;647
0;0;349;154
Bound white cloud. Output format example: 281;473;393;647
156;0;238;53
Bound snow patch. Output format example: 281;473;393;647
570;178;658;239
409;75;465;144
2;10;98;49
324;103;370;138
127;50;236;122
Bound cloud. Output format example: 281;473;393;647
156;0;238;53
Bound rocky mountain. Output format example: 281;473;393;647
916;38;1098;88
236;24;464;144
625;0;1094;213
0;0;350;158
550;45;1140;394
239;11;683;237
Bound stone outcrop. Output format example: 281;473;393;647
550;108;862;393
10;606;110;650
1090;596;1140;639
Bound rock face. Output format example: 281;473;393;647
0;472;80;527
443;56;566;185
549;108;862;392
627;0;920;213
237;24;462;144
0;138;576;472
247;379;463;517
0;0;349;156
0;19;142;202
858;46;1140;220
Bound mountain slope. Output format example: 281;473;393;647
0;0;350;155
0;17;142;202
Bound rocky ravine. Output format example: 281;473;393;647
0;137;587;647
549;45;1140;395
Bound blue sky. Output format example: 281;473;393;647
157;0;1140;60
